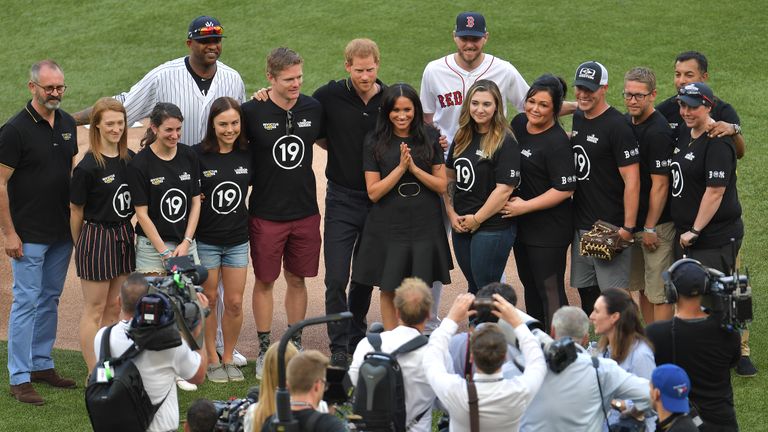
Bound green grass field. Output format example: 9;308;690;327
2;0;766;430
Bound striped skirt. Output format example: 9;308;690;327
75;220;136;281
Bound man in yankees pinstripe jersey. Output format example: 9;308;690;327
73;16;248;387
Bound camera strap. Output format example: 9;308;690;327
466;379;479;432
592;356;611;431
169;298;204;351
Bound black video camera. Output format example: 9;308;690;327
705;267;753;331
212;387;260;432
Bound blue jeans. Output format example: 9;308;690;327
8;240;72;385
452;225;516;294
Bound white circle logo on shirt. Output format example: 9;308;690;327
573;145;591;180
112;183;133;218
210;181;242;215
454;158;476;191
272;135;305;170
670;161;684;197
160;188;187;223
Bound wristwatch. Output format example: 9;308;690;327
733;124;742;135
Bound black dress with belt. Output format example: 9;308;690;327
352;134;453;291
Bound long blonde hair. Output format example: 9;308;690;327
251;342;299;431
452;79;512;159
88;97;130;168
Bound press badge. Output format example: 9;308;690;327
96;367;108;383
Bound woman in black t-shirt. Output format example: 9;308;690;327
70;98;135;371
445;80;520;294
193;97;251;382
352;83;452;329
671;82;743;270
127;103;201;275
501;75;577;328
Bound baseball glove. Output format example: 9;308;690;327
579;220;633;260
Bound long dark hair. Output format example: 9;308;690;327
525;74;568;119
597;288;651;364
201;97;247;153
140;102;184;148
372;83;435;166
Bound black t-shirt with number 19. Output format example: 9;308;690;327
70;150;136;223
571;106;639;230
446;131;520;231
242;94;324;221
193;144;251;246
127;144;200;243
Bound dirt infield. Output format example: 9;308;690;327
0;123;581;359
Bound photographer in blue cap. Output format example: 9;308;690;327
650;364;698;431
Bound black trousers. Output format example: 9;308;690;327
514;242;569;329
324;181;373;353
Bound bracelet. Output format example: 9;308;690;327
690;227;701;236
643;226;656;233
160;248;172;257
621;226;635;233
184;236;194;244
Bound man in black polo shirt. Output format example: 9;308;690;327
569;61;640;316
312;39;385;366
623;67;675;324
655;51;745;159
0;60;78;405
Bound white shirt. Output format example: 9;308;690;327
520;346;652;432
93;320;202;432
114;57;246;145
423;319;547;432
348;325;435;432
420;53;529;147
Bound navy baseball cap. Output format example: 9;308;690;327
188;16;225;40
574;61;608;91
677;82;714;107
669;259;708;297
455;12;487;37
652;364;691;414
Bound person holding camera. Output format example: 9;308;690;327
261;350;346;432
423;292;546;431
646;259;741;431
521;306;651;431
184;398;218;432
93;272;208;432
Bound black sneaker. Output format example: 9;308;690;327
330;351;349;368
735;356;758;377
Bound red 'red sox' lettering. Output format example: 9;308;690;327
437;91;464;108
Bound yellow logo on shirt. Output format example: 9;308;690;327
151;177;165;185
102;174;115;184
203;170;218;178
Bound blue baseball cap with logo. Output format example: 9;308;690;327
677;82;715;108
652;364;691;414
455;12;486;37
188;16;225;40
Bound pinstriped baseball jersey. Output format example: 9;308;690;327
420;54;529;147
114;57;246;145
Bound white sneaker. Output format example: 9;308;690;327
254;353;266;380
176;377;198;391
216;347;248;367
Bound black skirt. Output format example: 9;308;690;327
352;181;453;291
75;220;136;281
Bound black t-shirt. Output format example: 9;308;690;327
656;95;741;144
313;78;385;192
646;315;740;428
362;132;444;183
192;145;251;246
242;95;324;221
127;144;200;243
0;102;78;243
70;151;136;223
510;114;576;247
626;110;674;227
571;106;639;230
446;131;520;231
261;409;347;432
669;134;742;248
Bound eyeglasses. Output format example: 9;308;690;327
194;25;223;37
622;91;651;101
31;81;67;95
286;110;294;136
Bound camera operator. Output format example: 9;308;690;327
646;259;741;431
423;293;546;431
93;272;208;432
261;350;346;432
348;277;436;431
447;282;523;378
520;306;651;431
185;398;217;432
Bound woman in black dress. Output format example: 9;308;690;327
70;97;135;371
352;83;452;329
501;75;576;329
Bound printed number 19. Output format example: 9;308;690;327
279;142;300;162
116;191;131;211
216;188;237;208
165;196;183;215
456;165;471;184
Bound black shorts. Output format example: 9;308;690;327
75;220;135;281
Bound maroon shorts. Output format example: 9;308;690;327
248;214;321;282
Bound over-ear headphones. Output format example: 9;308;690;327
662;258;706;303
